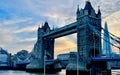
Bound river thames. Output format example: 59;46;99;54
0;70;120;75
0;70;66;75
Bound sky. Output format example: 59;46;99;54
0;0;120;55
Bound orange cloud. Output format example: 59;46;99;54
54;36;77;57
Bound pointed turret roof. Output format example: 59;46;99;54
42;21;50;32
77;5;80;14
84;1;94;15
98;6;101;14
43;21;50;29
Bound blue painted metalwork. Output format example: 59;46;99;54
92;57;120;61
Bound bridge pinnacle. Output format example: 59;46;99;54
77;4;79;8
98;6;101;14
86;0;90;2
77;4;80;14
38;24;40;28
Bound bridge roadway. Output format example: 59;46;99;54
92;57;120;61
44;57;120;63
43;22;78;38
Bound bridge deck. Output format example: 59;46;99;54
92;57;120;61
43;22;78;38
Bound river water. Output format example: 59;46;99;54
0;70;66;75
0;70;119;75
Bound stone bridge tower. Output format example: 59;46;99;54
66;1;102;74
77;0;101;63
26;21;54;71
37;21;54;63
41;21;54;60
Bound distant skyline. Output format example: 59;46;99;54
0;0;120;54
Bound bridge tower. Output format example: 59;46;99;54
41;21;54;60
26;21;54;71
77;0;102;64
77;0;101;63
66;1;106;75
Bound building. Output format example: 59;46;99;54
12;50;30;69
102;22;112;57
0;47;11;69
57;53;70;69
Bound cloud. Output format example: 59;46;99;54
0;30;13;43
1;37;36;54
15;25;37;33
103;11;120;36
54;36;77;56
19;38;36;43
0;17;36;54
98;0;120;17
1;18;32;25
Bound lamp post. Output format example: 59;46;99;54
44;50;46;75
77;52;79;75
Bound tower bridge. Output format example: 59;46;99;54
26;1;120;75
43;22;77;38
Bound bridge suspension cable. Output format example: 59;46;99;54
100;30;120;49
88;24;120;53
101;27;120;41
89;24;120;45
96;25;120;45
102;29;120;45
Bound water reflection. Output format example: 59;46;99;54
0;70;66;75
0;70;119;75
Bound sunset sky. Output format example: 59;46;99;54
0;0;120;55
